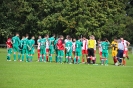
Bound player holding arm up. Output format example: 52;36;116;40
49;34;55;62
27;36;35;62
6;35;12;61
65;36;73;64
101;38;110;66
74;37;83;64
12;33;20;61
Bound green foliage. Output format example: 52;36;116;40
0;0;133;43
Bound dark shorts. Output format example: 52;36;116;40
88;48;94;57
117;50;123;58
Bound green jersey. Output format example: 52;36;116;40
19;39;24;49
75;40;83;51
49;37;55;47
101;41;110;51
40;39;46;48
12;36;20;46
22;38;28;49
54;38;59;49
28;39;35;50
65;40;72;52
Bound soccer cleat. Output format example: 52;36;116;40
14;60;16;61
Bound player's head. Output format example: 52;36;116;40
38;35;41;39
120;37;124;41
52;34;55;37
114;37;117;42
59;35;64;40
68;36;71;40
26;34;29;38
73;38;76;42
66;35;70;39
16;32;19;36
22;36;25;38
32;36;35;39
45;34;49;38
103;38;107;41
83;36;86;40
89;35;93;39
8;35;12;39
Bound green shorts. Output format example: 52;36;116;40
28;49;34;55
22;49;28;54
102;50;108;58
75;50;81;56
49;46;54;54
7;48;12;54
13;45;19;52
66;51;72;57
40;48;46;55
58;50;64;57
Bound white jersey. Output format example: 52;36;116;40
94;40;97;50
46;40;49;49
64;39;68;44
72;42;76;51
121;40;128;51
37;39;41;49
82;39;88;50
98;43;102;52
118;42;124;50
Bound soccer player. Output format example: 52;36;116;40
117;39;124;66
56;35;65;63
72;38;76;63
81;36;88;63
18;36;25;61
120;38;130;66
12;33;20;61
37;36;42;61
54;36;59;62
92;36;97;61
6;35;12;61
27;36;35;62
101;38;110;65
87;35;96;64
49;34;55;62
65;36;73;64
97;39;102;62
45;34;49;62
74;37;82;64
111;38;118;65
40;36;46;62
64;35;70;62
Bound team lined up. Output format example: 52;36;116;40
6;33;130;65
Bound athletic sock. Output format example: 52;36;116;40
88;58;91;64
14;54;16;61
123;59;126;65
74;58;76;64
46;56;48;61
44;56;46;62
69;58;71;63
18;54;21;60
26;54;29;62
22;54;24;61
60;57;62;63
66;58;68;63
78;58;80;64
92;60;95;64
31;56;33;62
82;58;84;63
105;59;108;64
40;56;42;62
49;56;52;62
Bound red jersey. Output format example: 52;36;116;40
6;38;12;48
56;39;64;50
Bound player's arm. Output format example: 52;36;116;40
126;41;130;46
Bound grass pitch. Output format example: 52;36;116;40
0;48;133;88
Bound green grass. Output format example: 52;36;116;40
0;48;133;88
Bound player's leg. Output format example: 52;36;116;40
26;47;29;62
105;52;109;65
91;48;95;64
43;49;46;62
37;49;40;61
40;49;43;62
46;49;49;62
60;50;64;63
13;46;17;61
66;52;69;63
123;50;126;66
82;50;85;63
7;48;12;61
87;49;91;64
77;52;81;64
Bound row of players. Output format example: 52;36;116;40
6;33;130;65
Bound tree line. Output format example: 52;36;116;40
0;0;133;44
